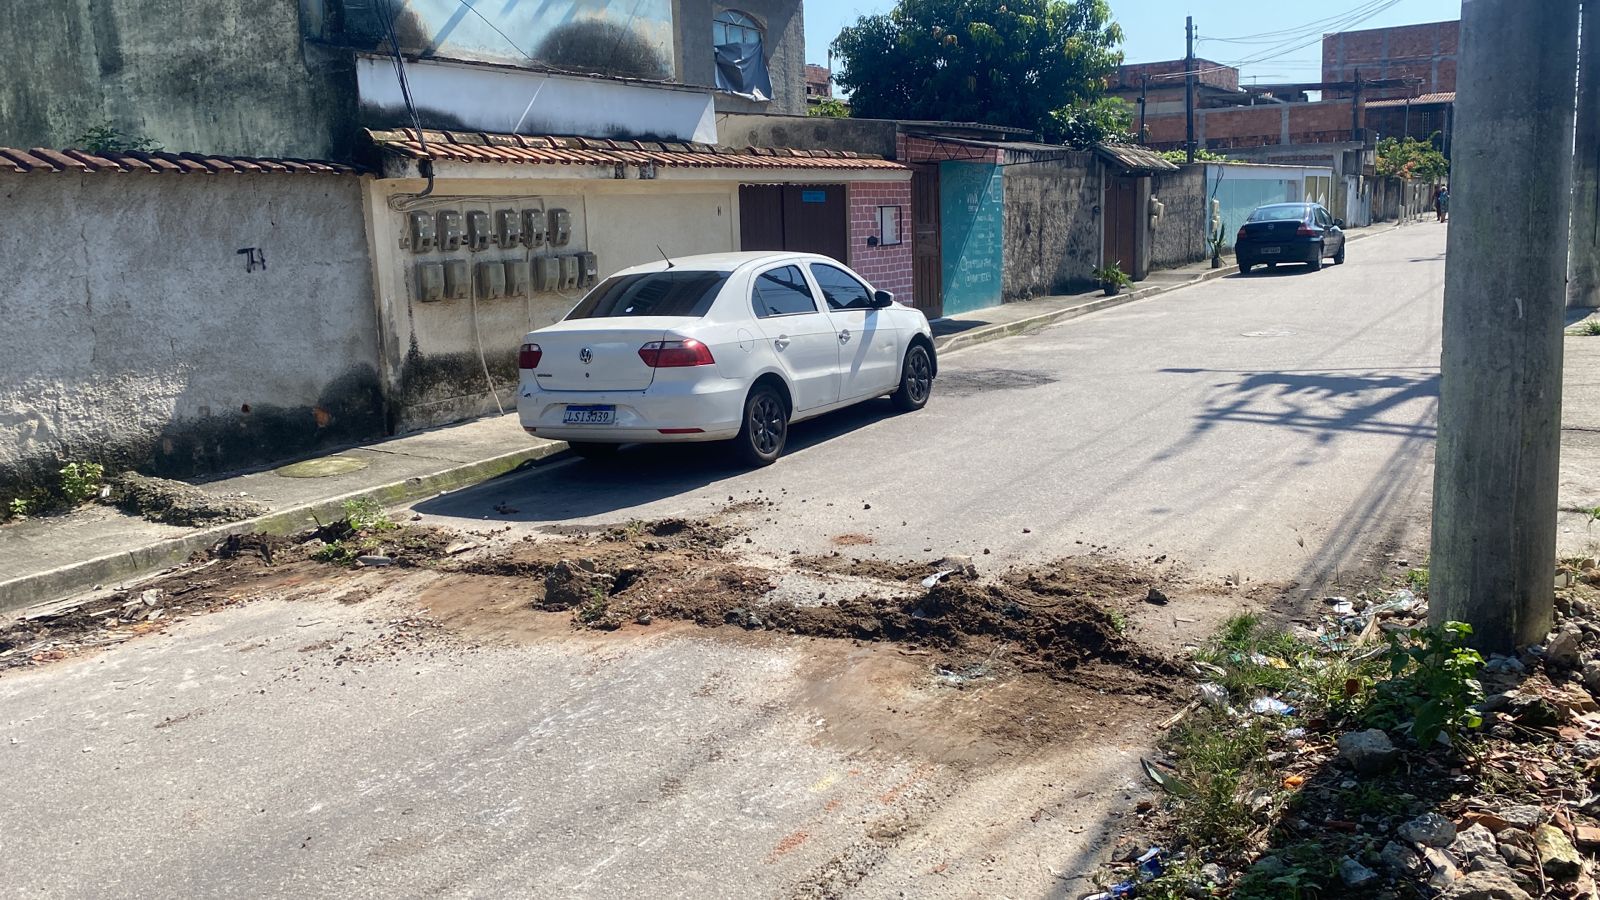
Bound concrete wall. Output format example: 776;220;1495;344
1001;149;1101;300
0;171;382;497
676;0;807;116
715;113;899;157
1149;165;1209;270
364;176;743;431
0;0;355;160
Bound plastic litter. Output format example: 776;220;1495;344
1249;697;1295;716
1197;682;1229;707
920;569;955;588
1249;653;1291;669
1283;727;1307;740
1082;848;1164;900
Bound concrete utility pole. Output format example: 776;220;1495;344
1431;0;1582;652
1185;16;1196;164
1573;1;1600;309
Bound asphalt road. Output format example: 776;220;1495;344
422;223;1446;589
1;224;1448;899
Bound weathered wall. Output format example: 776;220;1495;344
0;0;355;160
676;0;807;116
1149;165;1208;270
0;171;382;497
715;113;899;157
848;181;914;306
1322;19;1458;100
1001;149;1101;300
365;177;742;431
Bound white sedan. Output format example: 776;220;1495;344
517;251;936;465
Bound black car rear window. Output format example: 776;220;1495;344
1248;204;1311;223
567;271;731;319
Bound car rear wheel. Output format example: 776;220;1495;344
736;384;788;467
1240;263;1253;275
1308;247;1324;271
568;442;620;461
891;344;934;412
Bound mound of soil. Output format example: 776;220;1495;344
110;472;266;527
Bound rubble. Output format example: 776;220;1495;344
1399;811;1458;848
1439;869;1534;900
1338;728;1399;774
108;472;265;526
1535;823;1582;878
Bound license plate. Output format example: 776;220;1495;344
563;405;615;425
1260;247;1282;255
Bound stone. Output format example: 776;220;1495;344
1534;823;1581;878
1439;869;1534;900
1339;728;1399;774
1575;825;1600;848
1200;863;1226;885
1506;694;1566;728
1584;662;1600;695
1451;823;1498;864
1485;656;1527;675
1549;626;1586;668
1145;587;1170;605
1340;857;1379;888
1425;846;1463;889
355;555;393;567
1498;844;1534;868
1401;812;1458;848
1498;806;1547;831
1381;840;1425;876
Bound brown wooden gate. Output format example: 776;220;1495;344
911;166;942;318
1102;174;1138;277
738;184;848;262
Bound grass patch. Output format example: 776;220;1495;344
2;460;108;523
1571;319;1600;336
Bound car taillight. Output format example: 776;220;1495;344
1236;227;1247;244
1297;222;1319;236
639;339;715;368
518;343;542;369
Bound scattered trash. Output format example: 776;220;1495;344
1196;682;1229;707
934;663;990;686
355;555;394;567
1083;848;1164;900
1249;696;1295;716
920;570;956;588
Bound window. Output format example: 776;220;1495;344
752;266;819;317
809;264;873;311
568;271;730;319
1247;204;1310;223
713;10;773;101
877;206;903;246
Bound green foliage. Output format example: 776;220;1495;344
341;497;396;533
1572;319;1600;336
1092;261;1132;287
7;497;30;520
71;122;163;154
1376;136;1449;179
807;98;851;118
1233;842;1332;900
1048;96;1135;148
1363;622;1484;746
1404;566;1430;593
1104;606;1128;635
577;589;612;625
832;0;1123;139
1160;147;1228;163
58;462;105;505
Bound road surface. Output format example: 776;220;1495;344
0;224;1447;899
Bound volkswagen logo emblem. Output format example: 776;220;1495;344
579;347;593;364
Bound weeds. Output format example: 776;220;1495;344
341;498;396;533
1363;621;1484;746
1403;566;1429;594
1572;319;1600;336
7;497;30;520
1105;607;1129;636
58;462;105;505
2;459;108;522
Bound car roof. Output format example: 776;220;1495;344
607;251;842;279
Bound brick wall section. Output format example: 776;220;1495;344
897;134;1002;164
1115;59;1238;91
848;181;914;306
1143;100;1361;150
1322;20;1459;100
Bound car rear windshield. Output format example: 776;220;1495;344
566;271;731;319
1248;204;1311;223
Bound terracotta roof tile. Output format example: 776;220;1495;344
365;129;908;172
1366;91;1457;108
0;146;360;176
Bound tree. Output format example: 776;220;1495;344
1376;136;1450;180
1047;97;1134;147
808;98;852;118
831;0;1123;142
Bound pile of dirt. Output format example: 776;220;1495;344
109;472;266;526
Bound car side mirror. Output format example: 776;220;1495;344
870;290;894;309
1333;218;1345;228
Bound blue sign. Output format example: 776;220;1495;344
939;162;1004;315
801;190;827;203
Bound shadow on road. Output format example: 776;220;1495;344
1157;368;1439;445
413;400;900;523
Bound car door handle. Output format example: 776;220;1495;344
773;335;790;350
838;329;852;344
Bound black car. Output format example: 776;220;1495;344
1235;202;1347;274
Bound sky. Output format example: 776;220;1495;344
803;0;1463;86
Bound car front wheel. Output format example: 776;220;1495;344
1334;242;1346;265
891;344;934;412
736;384;788;467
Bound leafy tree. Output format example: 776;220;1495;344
831;0;1123;142
72;122;162;154
808;98;852;118
1376;136;1449;180
1048;96;1134;148
1160;147;1227;164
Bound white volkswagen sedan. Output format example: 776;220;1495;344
517;251;936;466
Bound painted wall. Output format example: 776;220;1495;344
1149;165;1209;270
365;177;741;431
715;113;898;157
676;0;807;115
939;162;1005;316
0;0;356;160
848;181;914;306
1002;149;1101;299
0;171;382;498
1206;163;1335;251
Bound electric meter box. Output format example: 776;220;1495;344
465;210;491;251
415;262;445;301
504;260;531;297
437;210;463;252
533;257;561;292
443;259;470;299
408;212;437;253
578;251;598;288
559;255;579;290
475;261;506;299
522;208;547;248
495;209;522;248
548;208;572;246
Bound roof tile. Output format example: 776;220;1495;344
0;146;359;176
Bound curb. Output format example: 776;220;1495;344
0;440;569;617
932;222;1402;354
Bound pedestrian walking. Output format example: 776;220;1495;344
1435;185;1449;223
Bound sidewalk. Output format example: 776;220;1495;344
0;220;1412;616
